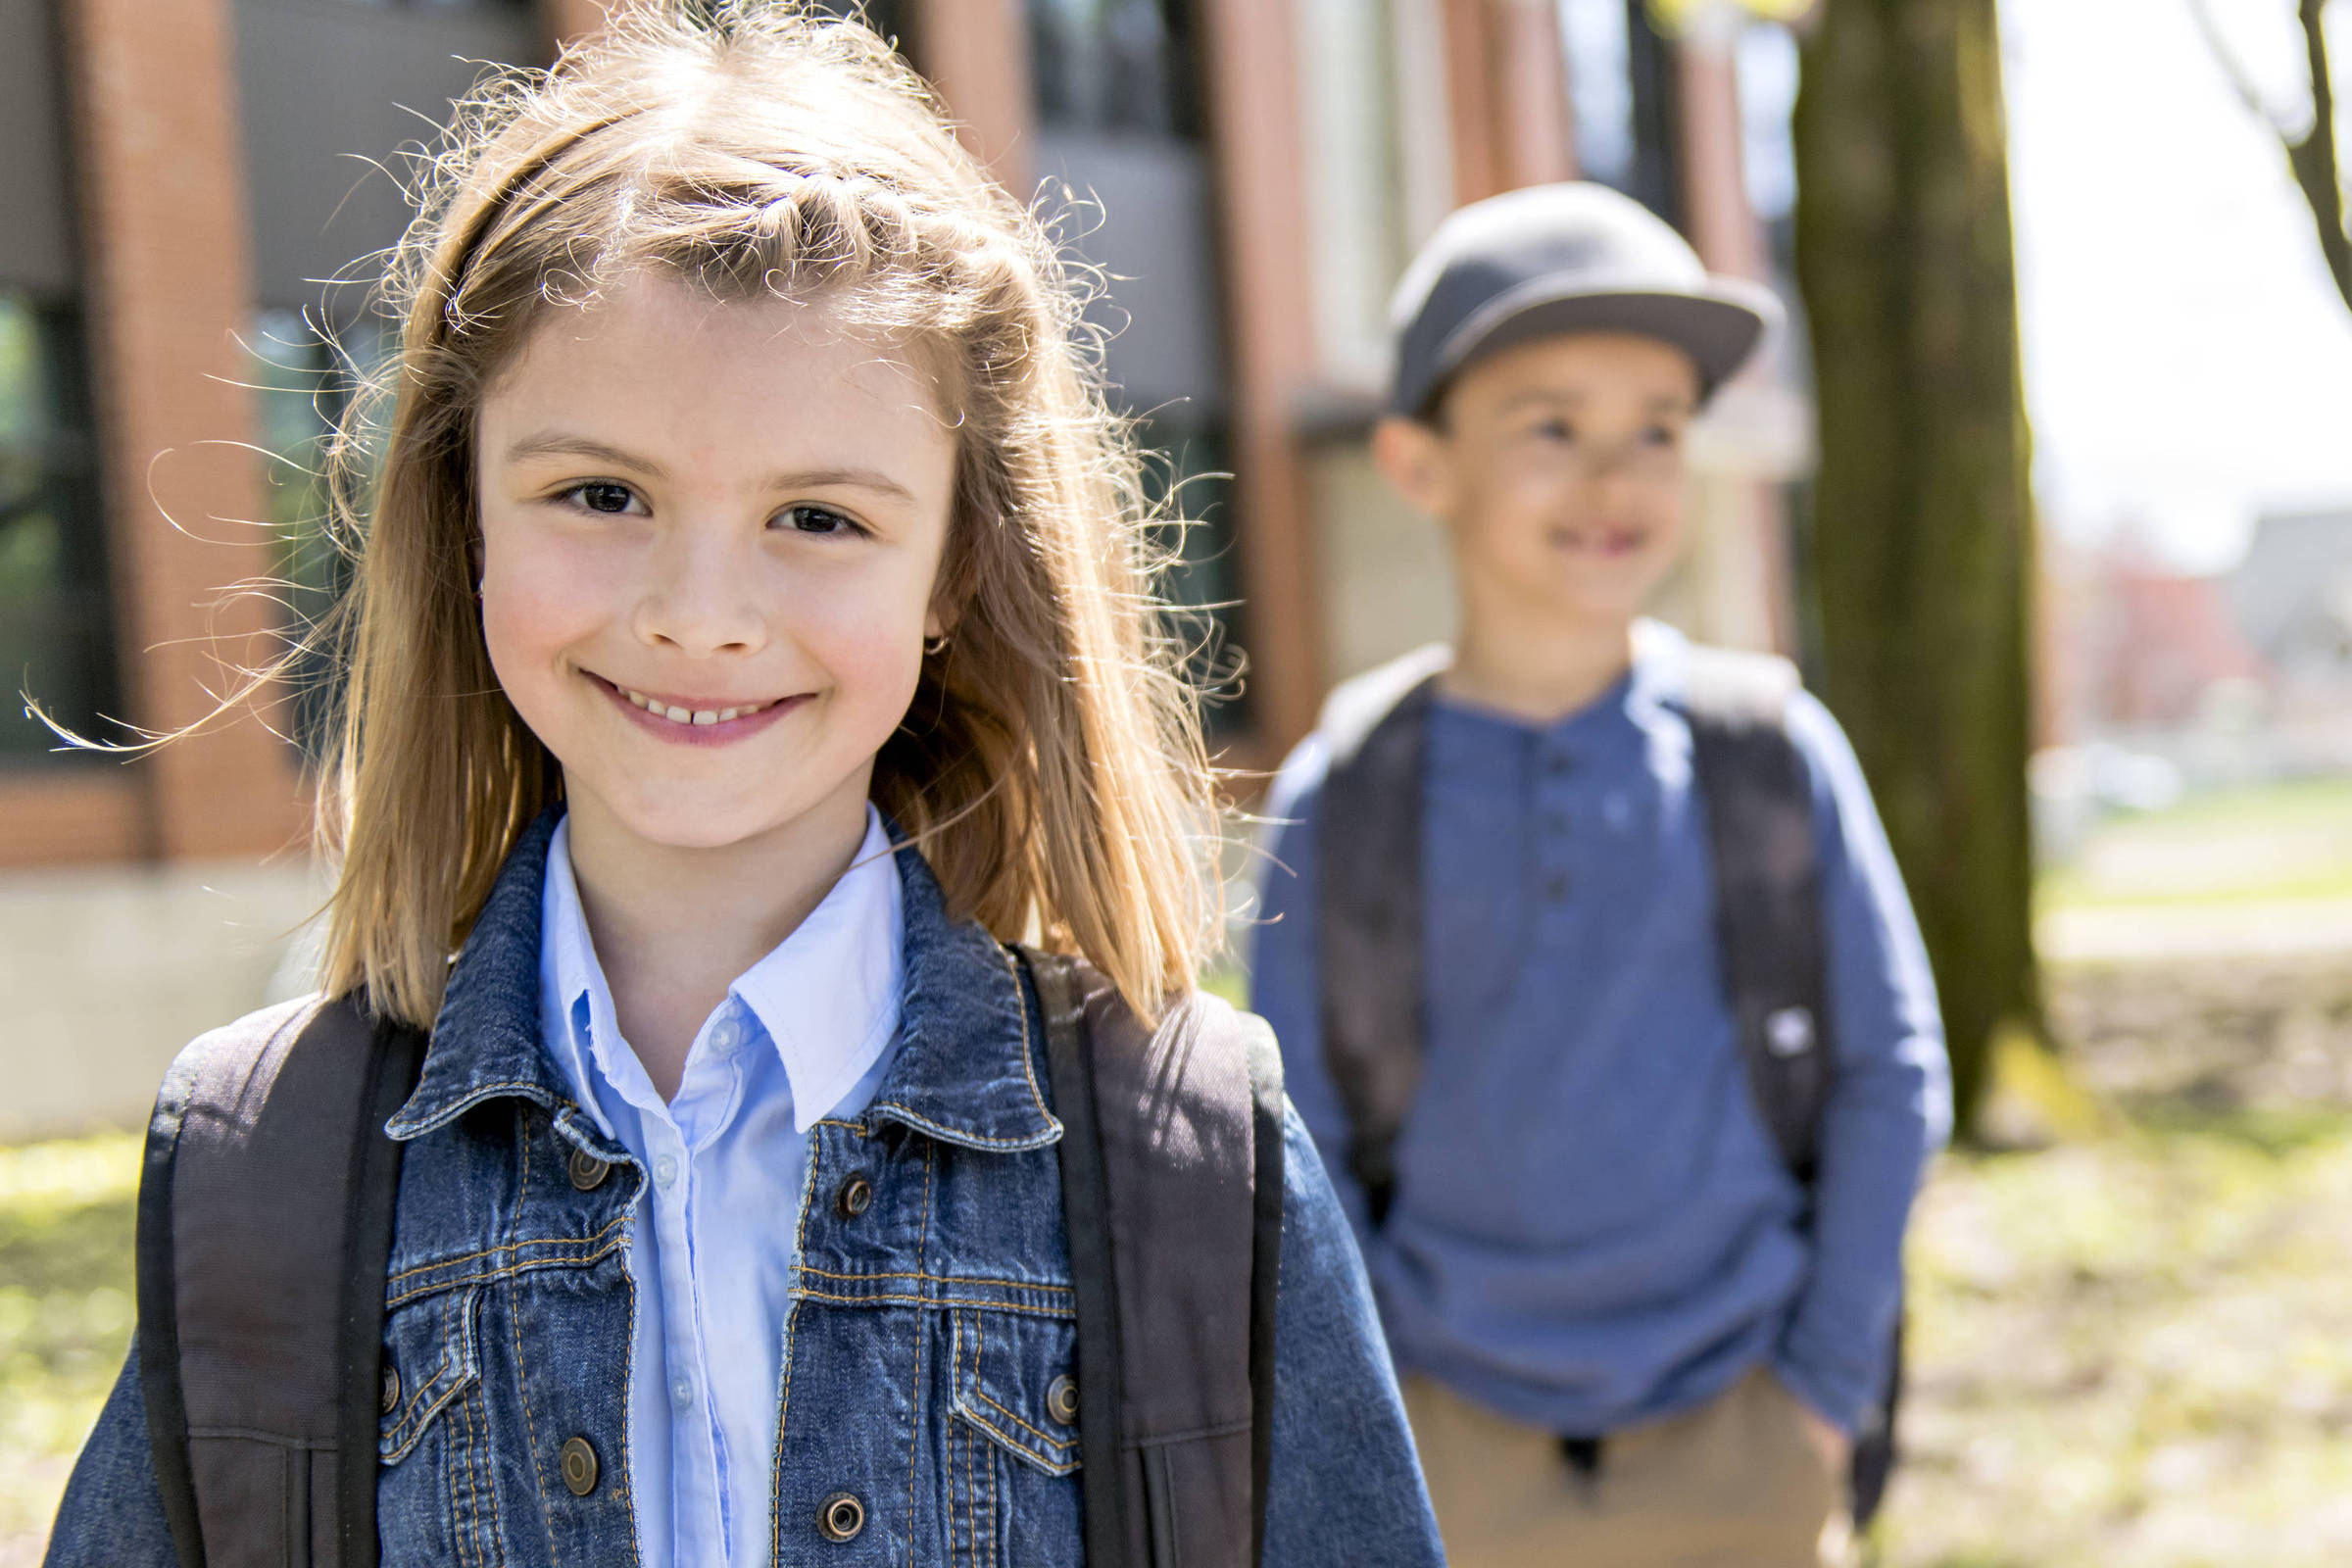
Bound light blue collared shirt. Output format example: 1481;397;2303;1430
538;807;905;1567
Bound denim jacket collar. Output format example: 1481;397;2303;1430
386;808;1061;1154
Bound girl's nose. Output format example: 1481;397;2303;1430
631;526;768;657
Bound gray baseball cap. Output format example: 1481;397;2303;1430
1387;181;1784;417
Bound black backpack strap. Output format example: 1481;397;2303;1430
1243;1026;1285;1568
1314;646;1448;1225
1677;646;1835;1181
1678;645;1907;1525
136;994;424;1568
1024;949;1281;1568
1029;953;1129;1568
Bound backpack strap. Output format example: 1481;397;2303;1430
1314;646;1449;1224
1025;950;1284;1568
1675;646;1835;1181
136;994;424;1568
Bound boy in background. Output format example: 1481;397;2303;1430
1250;183;1952;1567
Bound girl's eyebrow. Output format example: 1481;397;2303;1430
503;431;916;503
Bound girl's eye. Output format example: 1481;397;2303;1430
1642;424;1682;448
1534;420;1576;444
564;481;640;515
779;504;862;537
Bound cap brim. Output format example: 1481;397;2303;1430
1399;278;1784;416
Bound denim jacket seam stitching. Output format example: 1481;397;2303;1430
796;1264;1073;1297
387;1214;629;1286
386;1235;625;1309
502;1103;563;1563
793;1288;1076;1318
392;1078;568;1138
862;1104;1053;1150
906;1139;936;1550
1000;941;1054;1130
774;1112;826;1564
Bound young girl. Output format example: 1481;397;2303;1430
44;7;1440;1565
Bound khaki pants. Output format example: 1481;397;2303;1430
1402;1368;1848;1568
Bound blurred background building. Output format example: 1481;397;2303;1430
0;0;1810;1138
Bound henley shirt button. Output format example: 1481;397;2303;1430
654;1154;678;1190
560;1437;600;1496
1047;1374;1080;1426
670;1374;693;1410
836;1174;874;1219
566;1149;612;1192
817;1492;866;1543
1544;874;1570;901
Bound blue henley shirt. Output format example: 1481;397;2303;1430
1249;623;1952;1439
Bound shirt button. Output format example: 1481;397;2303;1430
1544;753;1572;777
1544;873;1570;901
710;1017;742;1052
560;1437;600;1496
654;1154;678;1189
817;1492;866;1543
670;1374;693;1410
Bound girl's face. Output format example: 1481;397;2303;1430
474;278;958;859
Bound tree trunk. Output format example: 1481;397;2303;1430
1791;0;2041;1137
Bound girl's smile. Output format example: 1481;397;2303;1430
586;671;810;746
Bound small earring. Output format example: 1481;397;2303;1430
923;632;951;657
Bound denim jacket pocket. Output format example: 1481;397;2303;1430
950;1306;1083;1477
378;1283;484;1463
375;1280;503;1566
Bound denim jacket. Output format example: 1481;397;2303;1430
48;816;1443;1567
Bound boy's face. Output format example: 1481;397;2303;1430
1373;331;1701;628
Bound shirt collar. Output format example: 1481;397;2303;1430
727;808;904;1133
389;806;1056;1153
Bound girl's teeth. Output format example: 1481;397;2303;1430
616;684;773;724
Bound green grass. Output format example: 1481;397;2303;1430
0;1133;139;1563
2038;778;2352;914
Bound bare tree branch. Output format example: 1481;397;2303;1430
2284;0;2352;314
2185;0;2291;128
2188;0;2352;316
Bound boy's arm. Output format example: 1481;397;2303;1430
44;1346;179;1567
1771;693;1955;1438
1246;738;1379;1246
1262;1108;1445;1567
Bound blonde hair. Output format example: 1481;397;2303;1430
313;1;1221;1028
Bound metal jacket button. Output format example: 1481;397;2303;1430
818;1492;865;1542
560;1437;600;1496
1047;1374;1080;1426
835;1174;874;1219
379;1365;401;1416
567;1149;611;1191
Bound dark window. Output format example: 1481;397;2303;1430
0;291;119;761
1030;0;1203;138
1560;0;1684;228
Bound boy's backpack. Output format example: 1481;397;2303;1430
133;958;1283;1568
1313;640;1901;1526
